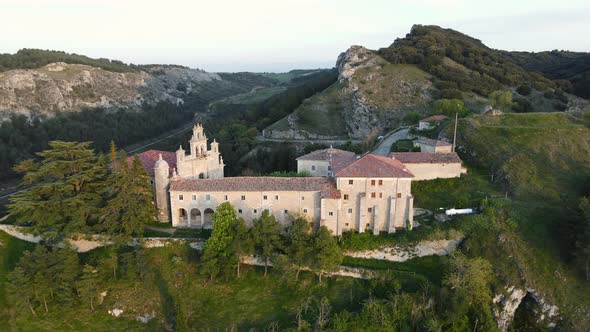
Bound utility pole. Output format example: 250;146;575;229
452;112;458;152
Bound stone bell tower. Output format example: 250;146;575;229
190;124;207;158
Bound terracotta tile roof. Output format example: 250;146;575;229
170;176;341;199
296;147;355;161
331;154;359;174
420;115;447;123
415;137;452;147
335;154;414;178
128;150;177;177
390;152;462;164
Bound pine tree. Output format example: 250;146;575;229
311;226;342;282
8;141;106;243
285;216;312;280
252;210;282;277
7;267;37;315
77;264;99;310
99;153;157;244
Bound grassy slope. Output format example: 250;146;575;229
460;112;590;201
352;63;432;111
457;111;590;323
268;82;350;137
212;86;286;106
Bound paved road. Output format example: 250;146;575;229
256;136;362;145
372;127;410;156
128;123;195;154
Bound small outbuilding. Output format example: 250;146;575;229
418;115;447;131
413;137;453;153
389;152;466;180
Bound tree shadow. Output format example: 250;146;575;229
153;270;176;329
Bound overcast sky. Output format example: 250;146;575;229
2;0;589;72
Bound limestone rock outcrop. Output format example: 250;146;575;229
0;62;221;118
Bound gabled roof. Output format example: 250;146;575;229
335;154;414;178
415;137;452;147
420;115;447;123
390;152;462;164
296;147;355;161
170;176;340;199
128;150;177;177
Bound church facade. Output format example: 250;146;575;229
134;124;463;236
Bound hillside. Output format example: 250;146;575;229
265;46;434;139
502;50;590;98
264;25;590;140
458;111;590;201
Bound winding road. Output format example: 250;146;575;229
371;127;410;156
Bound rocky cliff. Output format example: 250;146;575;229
0;62;221;118
264;45;433;140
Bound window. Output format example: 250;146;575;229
241;195;246;200
179;195;184;201
328;212;334;216
371;180;376;186
238;209;243;214
371;192;376;198
349;179;354;185
301;196;305;201
378;180;383;185
253;209;258;214
348;208;353;213
275;195;279;200
263;195;267;200
379;193;383;198
368;208;372;213
284;209;288;214
366;223;370;228
303;208;308;214
345;223;349;226
224;195;228;201
397;193;402;198
343;194;349;200
311;165;316;171
192;195;197;200
206;194;211;201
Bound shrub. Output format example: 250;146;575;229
516;84;532;96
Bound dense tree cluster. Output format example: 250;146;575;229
8;141;156;243
0;49;135;73
378;25;556;96
200;202;343;282
503;50;590;98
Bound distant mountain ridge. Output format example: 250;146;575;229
0;49;281;119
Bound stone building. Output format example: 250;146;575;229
133;124;464;235
389;152;465;180
413;137;453;153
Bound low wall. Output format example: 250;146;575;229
0;224;204;252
